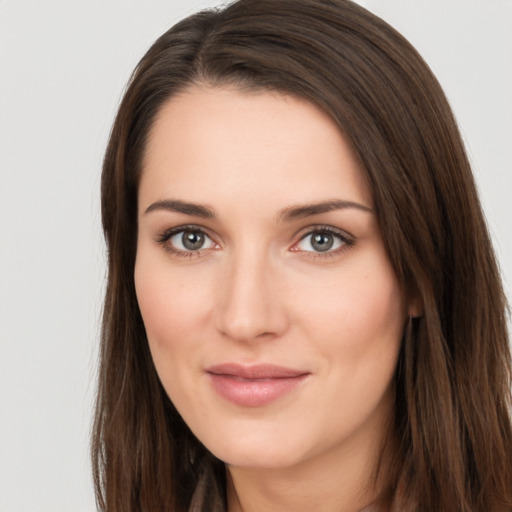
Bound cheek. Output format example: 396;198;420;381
295;255;405;368
134;254;213;416
293;258;404;439
346;271;404;344
134;256;212;347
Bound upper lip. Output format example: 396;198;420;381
206;363;309;379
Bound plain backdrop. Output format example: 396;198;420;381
0;1;510;510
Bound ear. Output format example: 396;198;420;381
407;293;424;319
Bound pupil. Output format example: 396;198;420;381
182;231;204;250
312;233;333;252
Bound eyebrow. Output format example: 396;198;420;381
144;199;215;218
277;199;373;222
143;198;372;221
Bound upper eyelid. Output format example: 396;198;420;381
154;223;354;249
156;224;216;241
155;225;218;257
291;226;355;258
293;224;354;242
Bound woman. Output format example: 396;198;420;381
92;0;512;510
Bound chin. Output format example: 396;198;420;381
198;423;318;471
214;445;303;470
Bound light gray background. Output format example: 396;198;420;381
0;1;510;510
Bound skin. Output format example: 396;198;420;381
135;86;415;512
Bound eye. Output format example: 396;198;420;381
292;227;353;255
156;226;218;256
170;229;215;251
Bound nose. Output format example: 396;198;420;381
214;249;289;343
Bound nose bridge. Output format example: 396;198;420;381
215;244;286;341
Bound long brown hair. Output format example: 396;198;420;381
93;0;512;510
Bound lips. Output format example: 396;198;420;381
206;363;309;407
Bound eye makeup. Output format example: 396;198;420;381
155;224;219;258
290;224;355;260
154;223;355;261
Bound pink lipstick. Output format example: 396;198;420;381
206;363;309;407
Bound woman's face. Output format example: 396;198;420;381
135;86;408;471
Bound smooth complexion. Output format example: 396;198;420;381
135;86;414;512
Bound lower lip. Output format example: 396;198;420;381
207;373;307;407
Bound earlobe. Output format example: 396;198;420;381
407;294;424;319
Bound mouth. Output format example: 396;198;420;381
205;363;310;407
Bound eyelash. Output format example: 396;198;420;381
155;224;355;259
291;225;355;259
155;224;217;258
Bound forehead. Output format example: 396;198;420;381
140;85;372;212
